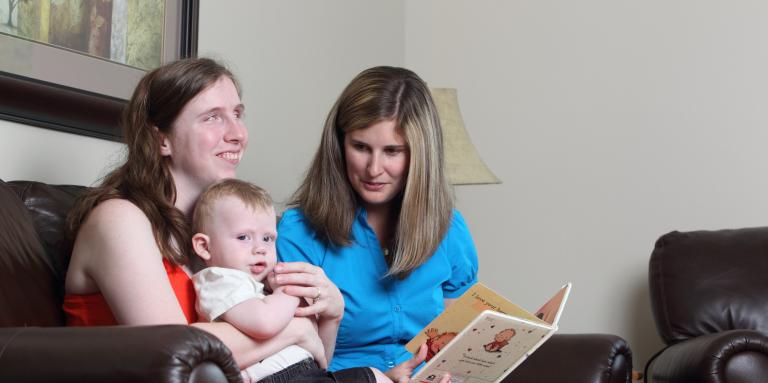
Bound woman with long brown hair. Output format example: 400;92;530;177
274;66;478;381
63;58;337;375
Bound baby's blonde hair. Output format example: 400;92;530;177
192;179;273;233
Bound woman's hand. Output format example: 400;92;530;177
269;262;344;320
385;343;451;383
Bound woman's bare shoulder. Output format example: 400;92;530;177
74;198;157;260
89;198;145;217
68;199;161;294
82;198;151;230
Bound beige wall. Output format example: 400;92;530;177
404;0;768;366
0;121;121;185
198;0;405;205
3;0;768;368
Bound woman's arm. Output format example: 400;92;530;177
193;316;327;369
315;312;342;363
270;262;344;360
66;200;325;368
271;262;345;320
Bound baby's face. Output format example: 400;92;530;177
203;196;277;281
496;329;516;342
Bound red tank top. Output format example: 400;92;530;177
63;258;198;325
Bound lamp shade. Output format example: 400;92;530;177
431;88;501;185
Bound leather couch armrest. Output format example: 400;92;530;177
645;329;768;383
502;333;633;383
0;325;242;383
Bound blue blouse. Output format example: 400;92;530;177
277;207;478;372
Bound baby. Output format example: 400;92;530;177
191;179;323;383
191;179;395;383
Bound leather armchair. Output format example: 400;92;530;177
0;178;634;383
645;228;768;383
505;333;634;383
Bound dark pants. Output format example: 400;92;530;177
256;358;375;383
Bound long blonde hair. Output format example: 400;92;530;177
290;66;452;278
67;58;239;265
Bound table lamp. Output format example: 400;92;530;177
431;88;501;185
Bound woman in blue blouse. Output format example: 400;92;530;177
271;66;478;382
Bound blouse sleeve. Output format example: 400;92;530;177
442;210;479;298
276;208;323;266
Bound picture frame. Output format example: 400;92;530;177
0;0;199;142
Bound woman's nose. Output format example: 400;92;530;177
225;119;247;143
367;154;383;176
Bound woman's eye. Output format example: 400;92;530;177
385;148;402;156
204;113;221;122
237;234;250;241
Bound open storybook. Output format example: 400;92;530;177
405;282;572;383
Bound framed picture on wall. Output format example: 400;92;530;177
0;0;199;141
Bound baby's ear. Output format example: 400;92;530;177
192;233;212;262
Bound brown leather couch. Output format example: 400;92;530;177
645;228;768;383
0;178;634;383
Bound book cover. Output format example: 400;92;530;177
407;282;571;383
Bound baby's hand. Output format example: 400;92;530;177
265;272;280;293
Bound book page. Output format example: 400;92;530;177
406;283;545;355
532;283;571;326
412;311;554;383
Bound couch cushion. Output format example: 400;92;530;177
7;181;88;285
0;179;62;326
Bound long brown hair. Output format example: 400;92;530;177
67;58;239;265
290;66;453;278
